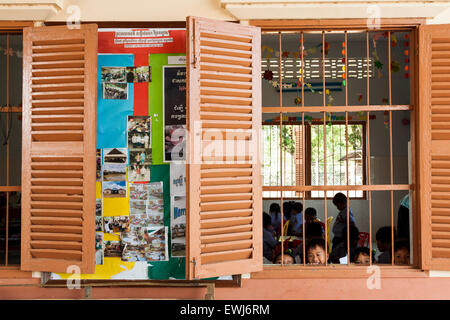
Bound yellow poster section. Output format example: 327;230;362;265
55;181;135;279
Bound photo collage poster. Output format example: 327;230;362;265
127;116;152;182
101;66;151;100
123;181;168;262
102;148;128;198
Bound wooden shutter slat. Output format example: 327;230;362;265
31;232;83;241
201;80;252;90
201;248;253;264
201;217;253;229
200;104;252;114
200;32;252;44
200;231;253;243
201;88;253;98
201;193;253;202
200;184;252;194
21;24;97;273
200;209;253;219
200;70;252;82
201;47;252;59
201;240;253;254
201;55;252;67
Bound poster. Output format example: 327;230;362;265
170;162;186;196
163;66;186;162
95;232;104;265
171;196;186;257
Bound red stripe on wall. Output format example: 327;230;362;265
133;53;149;116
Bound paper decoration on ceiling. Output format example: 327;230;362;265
267;114;376;123
404;33;410;79
341;41;346;87
372;32;384;79
263;69;273;81
384;111;389;128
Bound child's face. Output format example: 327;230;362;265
334;202;346;211
305;214;316;223
355;253;370;265
394;248;410;265
275;254;294;264
377;240;389;252
307;246;328;265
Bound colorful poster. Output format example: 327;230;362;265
171;196;186;257
170;162;186;196
163;66;186;162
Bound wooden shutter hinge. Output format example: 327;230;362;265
193;55;198;69
192;258;197;279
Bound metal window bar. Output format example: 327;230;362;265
388;31;395;266
279;32;284;266
366;30;373;266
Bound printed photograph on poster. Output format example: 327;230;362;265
103;148;128;164
164;125;186;162
147;210;164;227
129;183;148;201
143;226;169;261
148;181;163;196
130;200;146;215
101;67;126;83
103;181;127;198
104;241;124;258
130;214;151;230
103;216;130;234
127;164;150;182
103;163;126;182
129;149;152;165
96;216;103;232
126;66;135;83
103;82;128;100
95;232;104;265
127;116;151;149
96;149;102;181
171;196;186;257
134;66;150;83
147;195;164;216
96;199;102;217
122;244;150;262
170;162;186;196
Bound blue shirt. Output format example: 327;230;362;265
332;207;355;238
289;212;304;235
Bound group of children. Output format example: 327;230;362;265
263;192;411;265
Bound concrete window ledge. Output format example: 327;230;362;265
221;0;450;21
0;0;63;21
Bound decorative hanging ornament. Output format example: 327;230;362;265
358;94;363;103
391;34;398;47
374;60;383;70
384;111;389;128
263;70;273;81
282;51;290;59
391;61;401;73
295;97;302;105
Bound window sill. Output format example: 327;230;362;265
0;266;33;279
251;265;428;279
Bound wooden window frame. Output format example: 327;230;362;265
0;22;32;277
254;18;421;278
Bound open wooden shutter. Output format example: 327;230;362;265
186;16;262;279
419;24;450;270
21;24;97;273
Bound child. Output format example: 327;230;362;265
263;212;277;261
331;192;356;249
352;247;376;265
305;221;324;242
306;238;329;265
287;201;303;237
273;251;295;265
376;226;396;264
305;207;325;232
269;203;282;236
394;240;410;265
329;225;360;264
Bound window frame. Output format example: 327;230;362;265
254;18;422;278
0;21;32;276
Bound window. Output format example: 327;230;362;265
0;31;23;266
261;29;414;268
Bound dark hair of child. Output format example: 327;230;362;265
305;222;324;240
263;212;272;228
306;237;327;253
332;192;347;206
305;207;317;218
269;203;280;213
394;240;409;252
291;201;303;214
273;251;295;264
283;201;292;219
376;226;396;243
351;246;376;263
